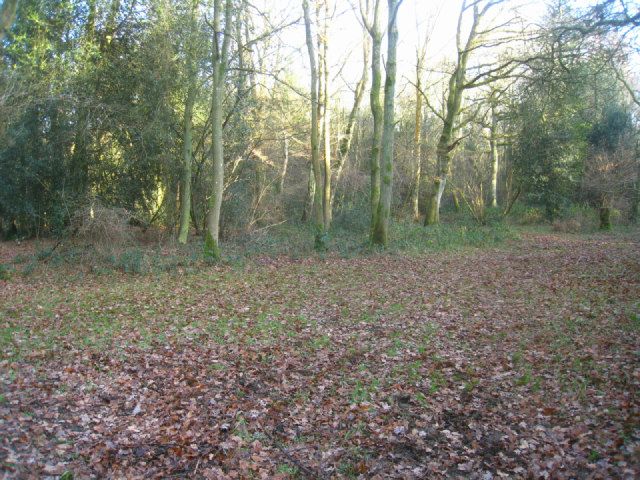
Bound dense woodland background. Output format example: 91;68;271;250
0;0;638;259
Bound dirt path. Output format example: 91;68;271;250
1;233;639;479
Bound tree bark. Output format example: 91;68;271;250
489;102;499;208
278;135;289;195
363;0;383;238
425;0;482;225
178;81;196;244
411;47;424;221
371;0;402;246
302;0;325;248
302;160;316;222
320;0;332;230
599;205;611;230
204;0;233;258
178;0;199;244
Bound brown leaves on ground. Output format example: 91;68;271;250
1;232;639;479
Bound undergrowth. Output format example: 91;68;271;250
2;217;519;278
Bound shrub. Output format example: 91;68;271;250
0;263;12;280
115;248;151;274
517;206;545;225
551;219;582;233
70;202;134;247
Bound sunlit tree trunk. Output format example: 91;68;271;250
425;0;480;226
489;102;499;208
302;161;316;222
371;0;401;246
178;0;199;244
278;135;289;194
178;82;196;244
319;0;332;230
204;0;233;258
411;47;425;221
322;0;333;232
302;0;325;247
363;0;383;237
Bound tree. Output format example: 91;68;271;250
424;0;497;225
371;0;402;246
411;35;427;221
178;0;202;245
361;0;383;238
332;27;369;208
204;0;233;259
584;105;636;229
302;0;325;248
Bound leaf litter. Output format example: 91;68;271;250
1;232;639;478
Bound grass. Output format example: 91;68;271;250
2;217;519;279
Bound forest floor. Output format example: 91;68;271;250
1;230;639;479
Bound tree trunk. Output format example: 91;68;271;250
424;177;445;226
411;61;423;221
489;102;498;208
371;0;401;247
302;0;325;248
178;76;196;244
599;206;611;230
365;0;383;239
205;80;224;257
204;0;232;259
452;189;460;211
425;0;481;225
278;136;289;194
410;36;426;222
301;160;316;222
320;0;332;230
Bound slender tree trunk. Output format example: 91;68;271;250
302;161;316;222
425;0;480;225
278;135;289;194
489;102;498;208
371;0;401;246
302;0;325;248
320;0;332;230
411;57;423;221
452;189;460;211
178;82;196;244
599;195;612;230
365;0;383;238
204;0;232;258
205;79;224;257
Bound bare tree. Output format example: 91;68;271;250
204;0;233;258
423;0;528;225
371;0;403;246
302;0;325;247
360;0;383;236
